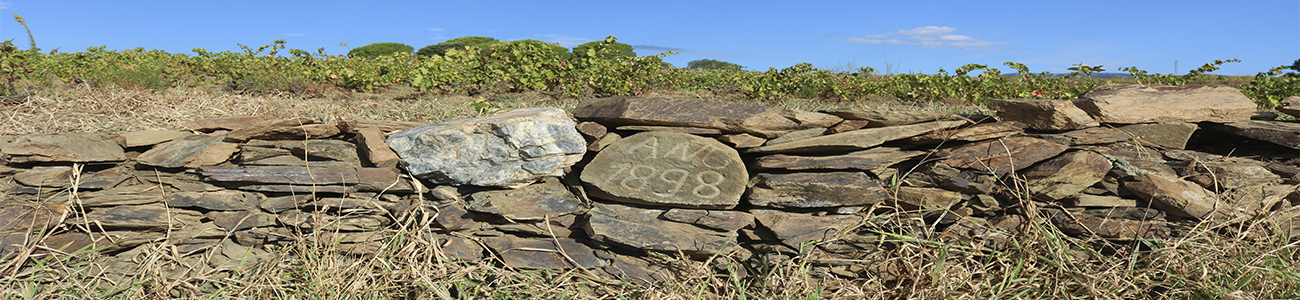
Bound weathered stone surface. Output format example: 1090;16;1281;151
786;110;843;129
1068;195;1137;207
908;122;1024;144
1023;151;1112;201
387;108;585;188
1;133;126;163
1045;208;1170;241
764;128;826;146
717;133;766;149
1076;84;1256;124
938;136;1067;175
137;132;229;168
185;115;272;132
241;155;358;168
75;203;202;229
827;119;871;134
616;125;723;135
354;127;400;168
78;185;169;207
433;203;484;231
987;98;1099;130
749;120;968;154
914;163;1000;194
822;108;964;127
0;203;67;236
602;253;671;285
13;166;73;187
440;235;485;261
575;121;608;140
1202;120;1300;149
1031;127;1131;145
242;139;362;167
335;119;424;134
482;235;606;269
747;172;888;208
198;166;414;193
581;131;747;209
1175;158;1280;190
572;96;835;138
277;210;388;231
468;178;587;221
750;209;861;248
1122;173;1222;219
661;209;754;232
77;164;134;190
1117;123;1198;150
752;147;924;171
118;130;193;148
892;187;963;210
226;118;340;142
166;190;262;211
584;203;738;257
1220;184;1293;220
1275;96;1300;118
257;195;314;213
205;210;277;231
588;132;621;152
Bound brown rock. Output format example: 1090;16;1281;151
584;202;738;257
938;136;1067;175
441;235;485;261
118;130;193;148
1076;84;1256;124
355;127;400;168
1068;195;1137;207
1221;184;1293;220
433;203;484;231
986;98;1099;130
1122;173;1223;219
717;133;766;149
822;108;964;127
166;190;262;211
185;115;272;131
1202;120;1300;149
482;235;606;269
587;132;622;152
13;166;73;187
827;119;871;134
1;133;126;163
1030;127;1131;145
467;178;587;221
752;147;924;171
184;142;239;168
1116;123;1199;150
335;119;424;134
747;172;889;208
892;187;963;210
277;210;389;231
198;166;414;193
137;132;229;168
1175;158;1280;190
616;125;723;135
763;128;826;146
581;131;747;209
1045;208;1170;241
1022;151;1112;201
74;203;202;229
206;210;277;231
226;118;340;142
908;122;1024;144
572;96;835;138
915;163;1000;194
661;209;754;232
750;209;862;248
748;120;968;154
78;185;170;207
1276;96;1300;118
241;139;361;166
0;203;67;236
575;121;608;140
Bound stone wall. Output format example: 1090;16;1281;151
2;83;1300;283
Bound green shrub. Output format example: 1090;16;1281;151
572;36;635;59
347;42;413;58
687;59;744;71
416;36;497;56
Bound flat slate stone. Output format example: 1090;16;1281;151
1;132;126;163
750;209;862;248
206;210;277;231
482;235;607;269
986;99;1099;130
77;184;170;207
616;125;723;135
747;172;889;208
185;115;272;132
1022;151;1112;201
1031;127;1130;145
1122;173;1222;219
356;128;400;168
1117;123;1198;150
573;96;835;138
752;147;925;171
822;108;964;127
118;130;193;148
938;136;1067;175
1045;209;1170;241
748;120;968;154
581;131;747;209
75;203;202;229
763;128;826;146
137;132;229;168
0;203;67;236
1076;84;1256;124
198;166;414;192
335;119;423;134
13;166;73;187
661;209;754;232
226;118;340;142
717;133;766;149
1202;120;1300;149
387;108;586;188
467;178;587;221
892;187;963;210
908;122;1024;144
165;190;262;211
277;210;388;231
242;139;361;166
584;202;738;257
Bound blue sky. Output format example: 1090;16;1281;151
1;1;1296;75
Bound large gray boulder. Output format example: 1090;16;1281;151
386;108;586;188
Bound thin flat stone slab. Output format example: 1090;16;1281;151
1044;209;1170;241
1022;151;1112;201
748;120;968;154
717;133;766;149
985;99;1099;130
467;178;588;221
616;125;723;135
584;203;738;257
1030;127;1130;145
481;235;607;269
908;122;1024;144
198;166;413;193
137;132;229;168
752;147;926;171
828;119;871;134
73;203;203;229
1117;123;1198;150
1;133;126;163
277;210;389;231
13;166;73;187
77;185;170;207
572;96;837;138
241;139;362;166
0;203;67;236
764;128;826;146
1175;158;1280;190
575;121;608;140
1122;173;1223;220
226;118;340;142
747;172;889;208
118;130;193;148
165;190;262;211
356;127;400;168
661;209;754;232
1068;195;1137;207
241;155;360;168
822;108;965;127
185;115;272;132
1202;120;1300;149
580;131;747;209
750;209;862;249
892;187;963;210
937;136;1067;175
387;108;586;188
1076;84;1256;124
206;210;277;231
335;119;424;134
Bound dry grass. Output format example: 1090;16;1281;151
1;86;1298;299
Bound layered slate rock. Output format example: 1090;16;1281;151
0;203;67;236
137;132;230;168
1202;121;1300;149
1044;208;1170;241
198;166;414;193
822;108;964;127
938;136;1068;175
584;203;738;257
892;187;963;210
1022;151;1112;201
387;108;585;188
746;172;888;208
467;178;588;221
750;210;862;248
661;209;754;231
118;130;193;148
572;96;840;138
1116;123;1198;150
226;118;340;142
1122;173;1222;219
581;131;747;209
1175;158;1280;190
986;99;1099;130
908;122;1024;144
752;147;924;171
748;120;968;154
1076;84;1256;124
1;132;126;163
482;235;607;269
355;128;400;168
1031;127;1130;145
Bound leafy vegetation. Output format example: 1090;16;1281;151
687;58;744;71
346;42;414;58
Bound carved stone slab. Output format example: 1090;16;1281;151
581;131;747;209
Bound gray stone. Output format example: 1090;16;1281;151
616;125;723;135
387;108;585;188
241;139;361;167
78;185;169;207
0;203;66;236
747;172;889;208
1;133;126;163
822;108;965;127
938;136;1068;175
1202;120;1300;149
433;203;484;231
482;235;607;269
581;131;747;209
467;178;587;221
752;147;925;171
661;209;754;232
1116;123;1199;150
748;120;968;154
166;190;262;211
118;130;193;148
205;210;278;231
908;122;1024;144
1076;84;1256;124
1122;173;1223;220
1022;151;1112;201
1031;127;1131;145
74;203;203;229
198;166;414;193
572;96;838;138
584;203;738;257
137;132;229;168
1176;158;1280;190
277;210;389;231
892;187;963;210
13;166;73;187
986;98;1099;130
750;209;862;249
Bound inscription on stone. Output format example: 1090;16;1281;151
580;131;747;209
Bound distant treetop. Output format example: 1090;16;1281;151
687;59;744;71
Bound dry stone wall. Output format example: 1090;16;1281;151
3;83;1300;284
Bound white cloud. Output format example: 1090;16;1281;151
845;26;1007;50
0;2;10;9
283;33;307;37
426;28;445;32
535;34;589;47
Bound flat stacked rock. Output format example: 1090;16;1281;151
3;84;1300;285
